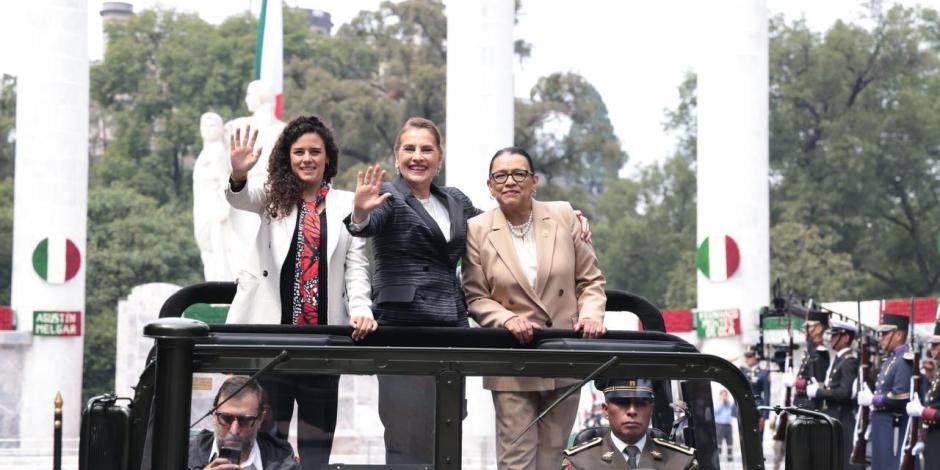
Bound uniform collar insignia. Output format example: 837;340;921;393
601;451;614;462
651;450;663;460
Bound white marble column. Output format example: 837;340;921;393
445;0;514;208
11;0;89;441
696;0;770;358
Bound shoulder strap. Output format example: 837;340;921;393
562;437;603;456
652;437;695;456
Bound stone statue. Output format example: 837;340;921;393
193;112;238;281
224;80;286;185
217;81;287;279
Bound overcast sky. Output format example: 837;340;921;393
5;1;937;174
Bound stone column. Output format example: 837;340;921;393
11;0;89;441
445;0;514;208
696;0;769;358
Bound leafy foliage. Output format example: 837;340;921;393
769;5;940;296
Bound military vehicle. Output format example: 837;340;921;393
79;282;842;470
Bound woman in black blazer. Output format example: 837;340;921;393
345;117;479;463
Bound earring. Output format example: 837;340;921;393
436;166;442;176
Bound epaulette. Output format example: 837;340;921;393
816;345;828;352
562;437;603;456
903;352;914;361
653;437;695;456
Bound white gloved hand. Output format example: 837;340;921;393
912;440;925;456
807;382;819;398
782;373;796;387
906;395;924;418
857;383;874;407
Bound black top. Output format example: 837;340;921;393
344;177;481;327
279;206;328;325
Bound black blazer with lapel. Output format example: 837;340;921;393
345;177;481;326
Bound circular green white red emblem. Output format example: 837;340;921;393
32;237;81;284
696;235;740;282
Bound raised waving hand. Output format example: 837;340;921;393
229;125;262;182
352;164;392;223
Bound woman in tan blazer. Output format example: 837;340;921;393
462;147;607;470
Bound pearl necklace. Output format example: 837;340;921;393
507;211;534;238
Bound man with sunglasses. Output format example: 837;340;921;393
188;376;300;470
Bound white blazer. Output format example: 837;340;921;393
225;183;372;325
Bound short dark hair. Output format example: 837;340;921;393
213;376;264;415
489;146;536;174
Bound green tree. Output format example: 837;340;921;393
0;177;12;306
770;221;859;300
769;5;940;297
0;75;14;180
83;185;201;399
515;72;628;207
0;76;14;305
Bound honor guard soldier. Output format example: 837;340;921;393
562;378;697;470
739;346;770;438
906;319;940;469
806;320;860;469
786;309;831;410
857;312;913;470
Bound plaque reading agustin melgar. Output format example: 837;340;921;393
33;311;82;337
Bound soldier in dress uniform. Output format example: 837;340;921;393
739;346;770;438
905;319;940;469
562;378;697;470
806;320;860;470
857;312;913;470
788;309;831;410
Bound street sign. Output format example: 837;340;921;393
33;311;82;337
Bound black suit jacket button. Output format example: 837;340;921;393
423;266;429;272
262;270;268;277
546;320;553;327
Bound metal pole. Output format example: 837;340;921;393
53;391;62;470
144;318;209;470
434;370;463;469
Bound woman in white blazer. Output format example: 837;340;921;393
225;115;374;469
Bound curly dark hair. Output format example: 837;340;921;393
264;115;339;220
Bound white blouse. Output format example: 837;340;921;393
510;228;538;288
417;195;451;242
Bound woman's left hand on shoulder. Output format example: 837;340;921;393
573;210;592;243
574;317;606;339
350;315;378;341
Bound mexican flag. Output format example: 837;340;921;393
696;235;740;282
255;0;283;119
32;237;81;284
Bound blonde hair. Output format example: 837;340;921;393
395;117;443;154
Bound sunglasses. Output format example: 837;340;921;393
215;412;259;427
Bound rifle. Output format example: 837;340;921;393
849;296;870;466
898;299;921;470
773;304;793;442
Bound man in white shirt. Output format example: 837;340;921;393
188;376;300;470
562;378;698;469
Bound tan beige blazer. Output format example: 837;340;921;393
463;200;606;391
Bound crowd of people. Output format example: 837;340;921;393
739;307;940;470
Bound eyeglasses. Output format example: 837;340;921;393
490;170;533;184
400;145;437;157
215;412;259;427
